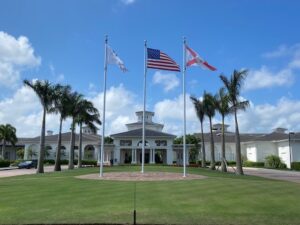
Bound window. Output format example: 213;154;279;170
155;140;167;146
120;140;132;146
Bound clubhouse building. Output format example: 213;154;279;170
1;111;300;168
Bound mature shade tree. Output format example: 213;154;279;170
0;124;17;159
174;134;200;164
203;91;217;170
215;87;231;172
190;96;206;168
24;79;54;173
220;69;250;175
76;100;101;168
67;92;85;170
50;84;72;171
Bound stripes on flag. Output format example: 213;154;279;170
147;48;180;72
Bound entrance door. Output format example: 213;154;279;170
140;152;150;163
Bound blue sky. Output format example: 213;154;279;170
1;0;300;137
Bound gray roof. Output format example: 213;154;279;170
110;128;176;138
16;132;101;145
194;131;300;143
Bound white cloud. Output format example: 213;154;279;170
0;31;41;88
89;84;142;135
262;44;300;59
245;43;300;91
0;85;69;137
154;94;201;135
244;66;294;91
152;71;180;92
229;97;300;133
121;0;136;5
49;63;65;82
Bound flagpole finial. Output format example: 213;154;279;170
144;40;147;47
183;36;186;44
105;35;108;44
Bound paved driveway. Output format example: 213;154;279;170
243;167;300;183
0;166;68;178
225;167;300;183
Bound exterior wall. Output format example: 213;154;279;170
246;144;257;162
277;141;290;168
291;142;300;162
24;141;100;161
256;142;277;161
203;142;235;161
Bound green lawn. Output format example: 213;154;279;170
0;166;299;225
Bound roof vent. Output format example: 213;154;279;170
47;130;53;136
273;127;287;134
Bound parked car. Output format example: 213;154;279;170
18;160;37;169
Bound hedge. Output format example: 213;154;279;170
291;162;300;171
243;161;264;168
0;160;10;167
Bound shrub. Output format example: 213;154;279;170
0;160;10;167
291;162;300;171
10;159;24;167
81;160;97;166
243;160;264;168
264;155;285;169
227;161;236;166
60;159;69;165
44;159;55;165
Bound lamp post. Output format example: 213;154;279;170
288;132;295;169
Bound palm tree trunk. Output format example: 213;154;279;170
68;120;75;170
78;123;82;168
209;117;215;170
2;140;6;159
221;115;227;172
54;116;63;171
200;121;206;168
37;108;46;173
234;108;244;175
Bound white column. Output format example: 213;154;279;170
150;149;154;164
131;148;135;164
152;149;156;164
115;147;120;165
166;147;173;165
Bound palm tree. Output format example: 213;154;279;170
215;87;231;172
220;69;250;175
0;124;17;159
203;91;217;170
76;100;101;168
50;84;72;171
24;80;55;173
67;92;85;170
190;96;206;168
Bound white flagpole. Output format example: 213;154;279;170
141;40;147;174
100;35;108;177
182;37;187;177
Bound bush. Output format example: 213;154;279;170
10;159;24;167
291;162;300;171
243;161;264;168
60;159;69;165
44;159;55;165
0;160;10;167
264;155;286;169
81;160;97;166
227;161;236;166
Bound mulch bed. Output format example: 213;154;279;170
76;172;206;181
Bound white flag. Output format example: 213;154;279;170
107;45;128;72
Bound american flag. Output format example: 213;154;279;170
147;48;180;72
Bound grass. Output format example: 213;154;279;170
0;166;300;225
